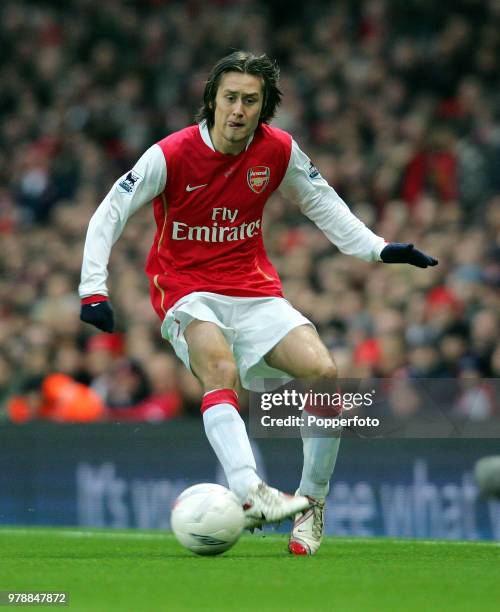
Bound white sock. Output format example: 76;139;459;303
299;426;340;501
203;403;261;501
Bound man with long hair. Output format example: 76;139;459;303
80;51;437;555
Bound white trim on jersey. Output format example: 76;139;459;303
78;144;166;298
278;140;386;262
198;120;255;152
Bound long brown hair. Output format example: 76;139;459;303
195;51;283;128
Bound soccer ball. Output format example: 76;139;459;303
475;456;500;499
171;483;245;555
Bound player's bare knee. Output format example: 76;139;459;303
205;358;238;389
308;359;338;380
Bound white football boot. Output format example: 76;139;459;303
288;492;325;555
243;482;311;530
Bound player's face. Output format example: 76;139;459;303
210;72;264;155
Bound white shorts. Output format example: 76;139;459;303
161;292;314;390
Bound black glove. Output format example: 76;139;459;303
380;243;438;268
80;298;115;333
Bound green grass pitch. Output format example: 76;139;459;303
0;528;498;611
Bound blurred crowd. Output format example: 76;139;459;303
0;0;499;423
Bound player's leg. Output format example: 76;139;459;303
185;320;260;500
265;324;340;500
265;323;337;379
265;324;341;554
185;319;310;523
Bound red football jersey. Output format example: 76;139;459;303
146;123;292;319
80;121;386;313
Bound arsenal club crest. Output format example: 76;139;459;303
247;166;270;194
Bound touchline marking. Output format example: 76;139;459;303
186;183;208;192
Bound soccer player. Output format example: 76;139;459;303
79;51;437;555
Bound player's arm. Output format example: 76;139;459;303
278;140;437;267
79;144;166;332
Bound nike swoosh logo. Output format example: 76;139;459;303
186;183;208;192
90;303;101;307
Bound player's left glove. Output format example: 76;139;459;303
380;243;438;268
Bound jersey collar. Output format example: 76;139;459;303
198;120;255;153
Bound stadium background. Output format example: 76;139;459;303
0;0;499;539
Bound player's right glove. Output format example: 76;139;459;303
80;296;114;333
